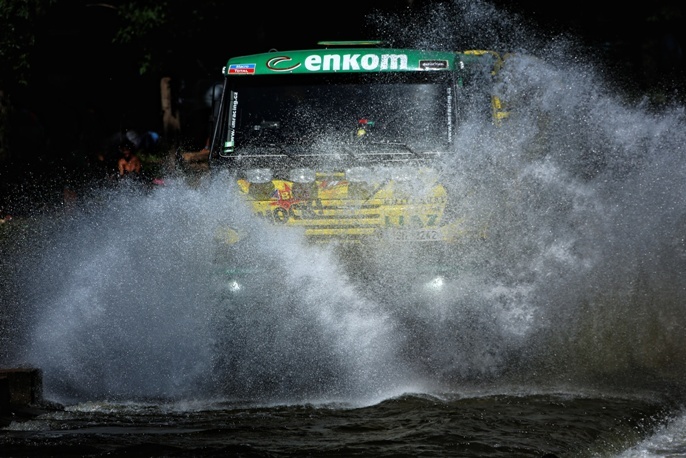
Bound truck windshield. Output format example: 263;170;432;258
225;72;454;153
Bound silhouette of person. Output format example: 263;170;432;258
117;140;142;178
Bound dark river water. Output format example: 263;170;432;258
1;392;681;457
3;1;686;456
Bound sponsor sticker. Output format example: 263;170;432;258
419;60;449;70
229;63;256;74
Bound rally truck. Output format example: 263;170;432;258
203;41;508;298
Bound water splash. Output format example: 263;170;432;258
2;0;686;405
370;0;686;394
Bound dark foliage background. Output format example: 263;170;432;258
0;0;684;215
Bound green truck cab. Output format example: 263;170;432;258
204;41;507;296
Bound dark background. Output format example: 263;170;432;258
25;0;686;139
1;0;684;214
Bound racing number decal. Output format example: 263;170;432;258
272;207;289;223
257;199;326;223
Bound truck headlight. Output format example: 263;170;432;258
424;275;445;293
388;166;415;182
227;279;242;293
245;168;273;183
289;168;316;183
346;166;373;183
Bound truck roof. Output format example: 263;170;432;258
223;46;488;76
